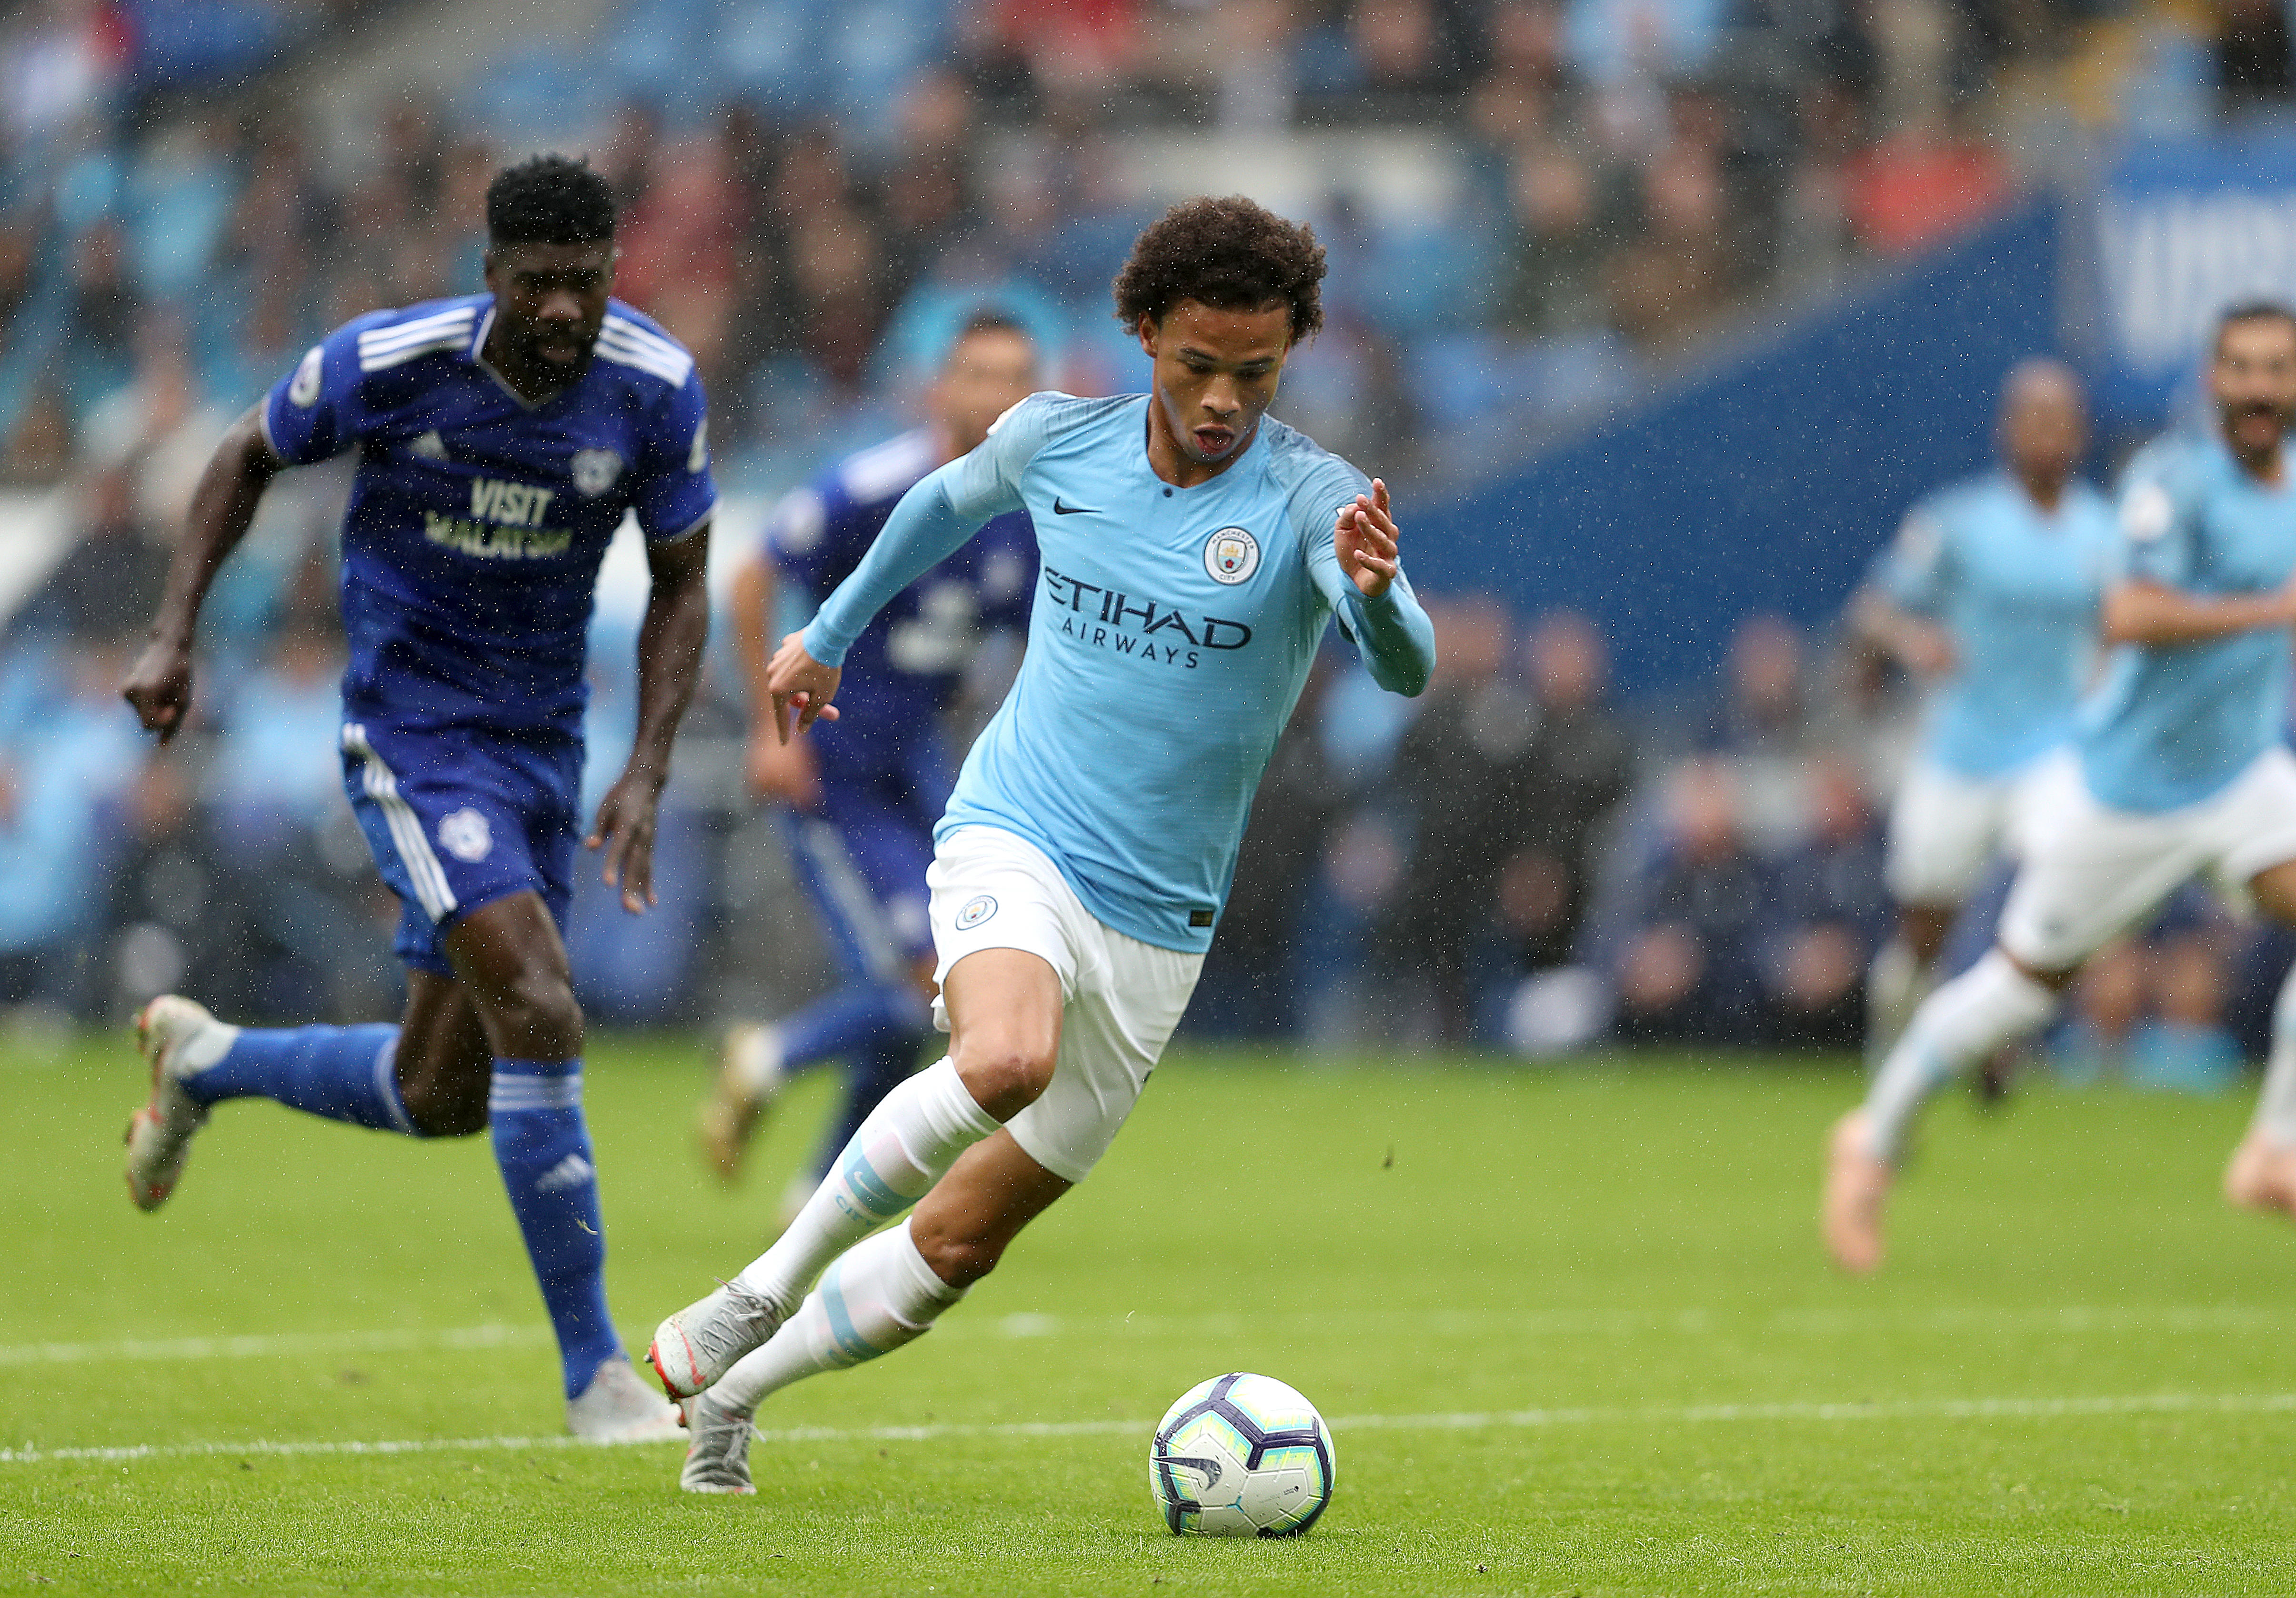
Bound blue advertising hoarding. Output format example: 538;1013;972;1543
1411;204;2062;696
2095;135;2296;420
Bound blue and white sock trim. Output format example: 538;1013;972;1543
372;1034;416;1134
489;1066;584;1115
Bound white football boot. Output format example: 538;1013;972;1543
566;1357;685;1443
697;1023;784;1182
678;1389;757;1493
648;1281;783;1399
123;996;237;1212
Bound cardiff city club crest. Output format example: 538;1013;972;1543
437;807;493;863
1203;526;1260;585
570;447;624;497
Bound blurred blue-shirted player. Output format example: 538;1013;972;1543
1849;361;2116;1065
1828;304;2296;1272
119;157;713;1439
701;313;1040;1217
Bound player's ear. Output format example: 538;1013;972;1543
481;247;500;294
1136;313;1158;360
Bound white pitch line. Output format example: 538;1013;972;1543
7;1390;2296;1467
0;1323;548;1368
10;1304;2294;1371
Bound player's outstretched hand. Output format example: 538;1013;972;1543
587;770;663;915
746;721;823;811
765;631;842;744
1901;621;1958;676
122;639;195;744
1335;479;1400;599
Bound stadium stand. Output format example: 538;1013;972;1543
0;0;2288;1078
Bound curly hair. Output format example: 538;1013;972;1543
1113;196;1326;342
486;154;616;248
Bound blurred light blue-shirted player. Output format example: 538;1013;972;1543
119;157;713;1439
648;198;1435;1495
1851;362;2116;1065
1828;304;2296;1273
701;313;1040;1218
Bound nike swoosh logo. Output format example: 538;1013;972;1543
1053;497;1098;515
1153;1453;1223;1490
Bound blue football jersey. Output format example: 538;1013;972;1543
765;426;1035;779
1874;471;2115;779
2080;432;2296;813
801;392;1436;953
263;294;717;733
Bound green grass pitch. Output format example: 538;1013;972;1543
5;1035;2296;1595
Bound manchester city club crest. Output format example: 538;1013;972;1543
570;447;624;497
1203;526;1260;585
955;894;998;930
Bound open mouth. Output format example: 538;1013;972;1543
1193;426;1235;457
531;327;593;365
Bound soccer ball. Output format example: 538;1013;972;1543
1149;1373;1336;1537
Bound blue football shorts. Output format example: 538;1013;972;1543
339;717;582;975
782;778;940;984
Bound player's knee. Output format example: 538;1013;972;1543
489;963;584;1057
911;1222;1007;1290
1999;945;2077;993
1901;906;1954;965
405;1096;488;1138
399;1074;489;1138
2250;859;2296;925
951;1038;1055;1121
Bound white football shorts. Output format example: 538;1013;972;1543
926;825;1204;1185
1885;753;2060;905
1998;746;2296;972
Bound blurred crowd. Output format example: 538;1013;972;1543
0;0;2138;495
6;501;2286;1097
1;0;2290;1086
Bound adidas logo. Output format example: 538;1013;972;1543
409;430;449;461
534;1153;595;1193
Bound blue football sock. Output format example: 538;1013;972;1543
182;1025;414;1133
488;1058;621;1400
812;1026;927;1182
778;983;930;1077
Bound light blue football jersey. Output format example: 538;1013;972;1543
1874;471;2115;780
2079;432;2296;814
802;392;1436;952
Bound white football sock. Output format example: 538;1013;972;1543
2251;963;2296;1148
1865;950;2056;1164
732;1023;784;1096
735;1056;996;1312
1864;935;1933;1073
713;1219;963;1415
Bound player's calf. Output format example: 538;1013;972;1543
2230;950;2296;1219
1823;1110;1893;1274
654;1058;1004;1396
124;999;425;1208
2224;1132;2296;1217
697;1023;784;1183
684;1219;965;1429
